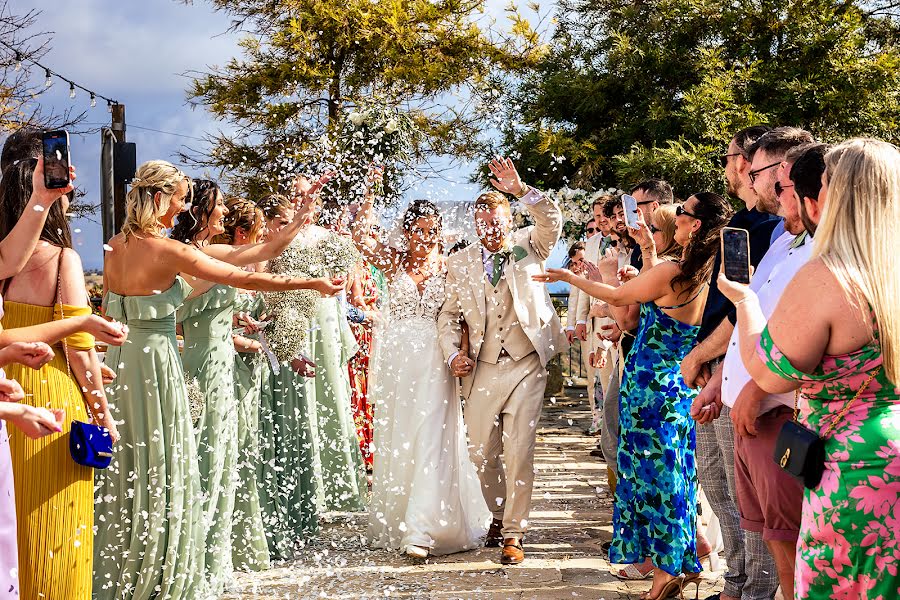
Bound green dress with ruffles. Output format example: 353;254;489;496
177;284;240;595
94;277;207;600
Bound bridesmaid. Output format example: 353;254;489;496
170;177;325;593
255;192;321;559
213;197;271;572
347;260;379;473
0;157;129;600
305;200;366;512
96;160;342;600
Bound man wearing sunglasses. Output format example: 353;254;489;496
687;127;815;600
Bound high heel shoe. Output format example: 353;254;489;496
681;572;702;600
640;575;685;600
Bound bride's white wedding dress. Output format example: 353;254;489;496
367;269;490;555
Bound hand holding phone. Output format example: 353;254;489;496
622;194;640;230
42;130;71;189
721;227;751;284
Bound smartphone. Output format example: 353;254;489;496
41;130;71;189
622;194;639;229
721;227;751;284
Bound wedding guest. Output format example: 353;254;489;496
214;196;271;572
95;160;341;600
347;259;379;472
536;192;732;599
719;138;900;600
680;125;780;600
0;157;130;600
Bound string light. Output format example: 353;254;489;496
0;39;119;107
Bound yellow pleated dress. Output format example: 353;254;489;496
2;301;96;600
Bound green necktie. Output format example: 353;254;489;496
491;252;508;286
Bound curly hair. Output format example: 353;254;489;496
170;179;221;244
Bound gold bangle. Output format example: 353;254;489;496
515;184;530;199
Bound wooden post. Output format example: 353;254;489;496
110;103;126;233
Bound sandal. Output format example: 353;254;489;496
640;575;685;600
614;562;655;580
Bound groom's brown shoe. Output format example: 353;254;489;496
500;538;524;565
485;518;503;547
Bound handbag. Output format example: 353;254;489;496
53;251;114;469
774;367;879;489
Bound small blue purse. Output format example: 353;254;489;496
69;420;113;469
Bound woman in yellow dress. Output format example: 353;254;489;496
0;158;128;599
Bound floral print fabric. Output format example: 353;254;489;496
609;302;702;577
758;326;900;600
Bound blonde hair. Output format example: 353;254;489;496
256;193;292;220
474;190;511;212
122;160;190;241
816;138;900;384
651;204;680;259
214;197;265;245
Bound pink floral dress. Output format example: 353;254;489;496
758;325;900;600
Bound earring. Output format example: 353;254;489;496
688;230;694;240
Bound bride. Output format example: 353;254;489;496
353;169;489;558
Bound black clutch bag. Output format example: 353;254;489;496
773;418;826;489
774;368;879;490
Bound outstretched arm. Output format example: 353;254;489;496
535;261;678;307
203;172;333;266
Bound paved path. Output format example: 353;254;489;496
225;390;725;599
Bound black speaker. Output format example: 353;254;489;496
113;142;136;184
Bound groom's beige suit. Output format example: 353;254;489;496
437;189;568;540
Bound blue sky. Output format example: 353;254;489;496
6;0;568;288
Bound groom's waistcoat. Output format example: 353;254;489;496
479;273;535;364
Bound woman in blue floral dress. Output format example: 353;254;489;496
538;192;732;599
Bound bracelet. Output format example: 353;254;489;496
734;296;753;306
515;184;530;199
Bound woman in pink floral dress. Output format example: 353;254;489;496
719;138;900;599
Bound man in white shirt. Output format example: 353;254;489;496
694;142;830;600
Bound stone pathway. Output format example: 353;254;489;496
224;390;725;599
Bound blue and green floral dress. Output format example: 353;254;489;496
609;302;703;577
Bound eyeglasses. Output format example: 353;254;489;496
649;224;660;233
748;161;782;184
718;152;741;168
774;181;794;197
676;204;700;219
586;227;598;234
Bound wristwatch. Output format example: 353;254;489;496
515;184;530;199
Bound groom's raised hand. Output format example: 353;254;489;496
450;353;475;378
488;157;528;198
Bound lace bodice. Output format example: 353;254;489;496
388;270;446;323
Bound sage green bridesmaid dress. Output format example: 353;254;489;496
230;292;271;572
94;277;207;600
177;284;239;595
307;296;366;512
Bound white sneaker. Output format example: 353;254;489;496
405;544;429;559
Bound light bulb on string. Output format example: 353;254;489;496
44;68;52;87
14;52;21;72
69;83;76;99
90;93;96;108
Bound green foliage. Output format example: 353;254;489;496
495;0;900;198
186;0;544;200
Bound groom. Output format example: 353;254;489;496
438;157;568;565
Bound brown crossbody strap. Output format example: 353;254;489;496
55;249;100;425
